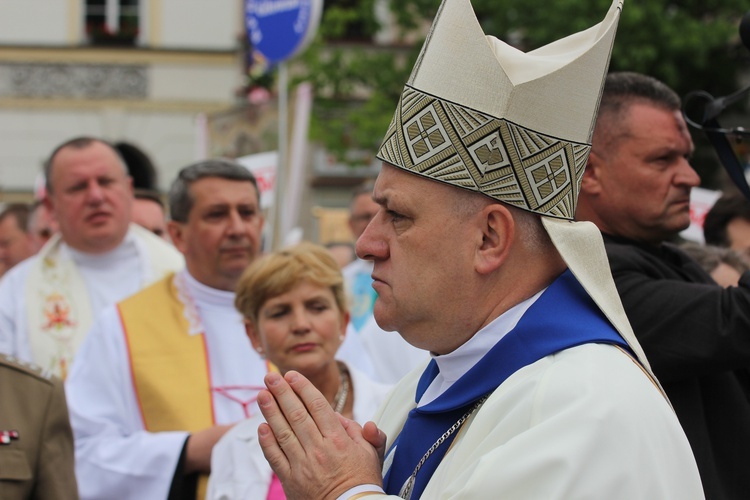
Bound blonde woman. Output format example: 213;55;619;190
207;242;391;499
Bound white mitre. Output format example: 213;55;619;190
377;0;663;386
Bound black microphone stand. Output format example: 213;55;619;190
683;11;750;200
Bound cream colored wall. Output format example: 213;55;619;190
150;64;242;101
0;0;245;196
158;0;242;50
0;1;69;45
0;106;199;192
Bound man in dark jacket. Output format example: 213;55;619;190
576;70;750;500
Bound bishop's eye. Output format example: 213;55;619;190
387;210;405;223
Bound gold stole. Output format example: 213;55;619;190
117;273;211;500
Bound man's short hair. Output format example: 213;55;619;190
594;72;681;153
451;186;553;256
168;158;260;223
114;142;157;190
43;136;128;193
599;72;681;117
349;179;376;207
680;241;749;275
0;203;31;232
704;193;750;247
133;189;164;209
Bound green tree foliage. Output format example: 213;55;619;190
285;0;749;172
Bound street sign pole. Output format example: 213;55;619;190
244;0;323;251
272;61;289;251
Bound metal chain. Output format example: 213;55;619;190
332;364;350;414
398;394;490;499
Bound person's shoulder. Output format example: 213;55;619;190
0;256;37;288
601;235;662;268
526;343;666;409
118;270;176;307
128;224;184;265
601;234;642;255
213;412;265;460
372;363;424;424
0;353;56;387
223;412;266;444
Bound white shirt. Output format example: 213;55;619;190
0;227;183;366
65;269;267;500
67;237;142;316
338;318;429;385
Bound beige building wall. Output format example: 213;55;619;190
0;0;384;244
0;0;243;195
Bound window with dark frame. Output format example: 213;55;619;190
85;0;140;47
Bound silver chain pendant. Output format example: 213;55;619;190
397;394;489;499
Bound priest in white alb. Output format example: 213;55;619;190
0;137;182;379
65;159;269;499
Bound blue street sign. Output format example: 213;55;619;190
245;0;323;64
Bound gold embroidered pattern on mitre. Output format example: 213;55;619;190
377;85;590;220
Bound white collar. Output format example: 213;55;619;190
179;269;236;308
175;269;239;336
65;231;135;268
419;288;545;406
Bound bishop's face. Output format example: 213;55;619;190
355;163;482;354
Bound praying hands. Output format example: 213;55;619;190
257;371;387;499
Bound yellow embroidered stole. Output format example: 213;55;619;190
117;273;211;500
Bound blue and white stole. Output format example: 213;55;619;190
382;270;632;498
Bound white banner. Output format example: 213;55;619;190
680;186;723;243
236;151;278;210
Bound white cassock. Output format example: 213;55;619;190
342;284;705;499
371;344;705;499
65;270;268;500
0;224;183;377
206;366;393;500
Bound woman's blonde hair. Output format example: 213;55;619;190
235;241;349;324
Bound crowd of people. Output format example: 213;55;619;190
2;0;750;499
0;138;415;499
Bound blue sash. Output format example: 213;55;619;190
382;270;631;498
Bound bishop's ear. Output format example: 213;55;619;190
475;203;514;275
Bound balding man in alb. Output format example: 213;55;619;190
0;137;182;379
